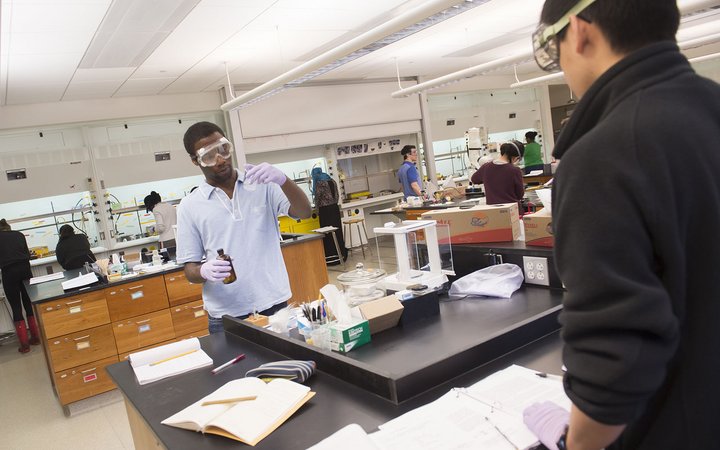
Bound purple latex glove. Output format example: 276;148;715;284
523;401;569;450
200;259;231;282
244;163;287;185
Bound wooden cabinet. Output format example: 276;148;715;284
164;272;202;307
38;290;110;339
46;324;118;372
53;356;119;405
106;277;169;321
281;238;329;306
170;299;208;336
113;309;176;355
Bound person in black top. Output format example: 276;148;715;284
0;219;40;353
55;225;96;270
522;1;720;450
311;167;348;263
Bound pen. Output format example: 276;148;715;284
149;349;198;366
211;353;246;375
201;395;257;406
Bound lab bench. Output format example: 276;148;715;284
26;232;328;412
107;285;564;449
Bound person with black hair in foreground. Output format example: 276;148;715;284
0;219;40;353
55;224;96;270
522;0;720;449
470;140;525;209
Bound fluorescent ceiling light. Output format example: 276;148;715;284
400;1;720;96
79;0;200;69
510;31;720;88
391;51;533;97
221;0;491;111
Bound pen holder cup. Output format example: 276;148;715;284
310;326;331;351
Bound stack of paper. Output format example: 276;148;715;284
129;338;213;385
61;272;99;290
367;365;569;450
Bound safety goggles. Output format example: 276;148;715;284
532;0;597;72
194;137;233;167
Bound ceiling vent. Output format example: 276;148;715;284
79;0;200;69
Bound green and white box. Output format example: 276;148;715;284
329;319;371;353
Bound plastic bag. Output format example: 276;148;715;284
449;263;524;298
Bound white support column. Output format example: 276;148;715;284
536;86;555;162
418;83;437;187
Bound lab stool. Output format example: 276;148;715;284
311;226;346;270
342;218;372;258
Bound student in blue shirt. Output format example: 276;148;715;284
397;145;422;199
175;122;312;334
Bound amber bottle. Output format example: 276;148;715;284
216;249;237;284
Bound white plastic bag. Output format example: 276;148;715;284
449;264;524;298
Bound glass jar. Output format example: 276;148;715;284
336;263;386;307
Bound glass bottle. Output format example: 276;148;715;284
216;249;237;284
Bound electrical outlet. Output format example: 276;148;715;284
523;256;549;286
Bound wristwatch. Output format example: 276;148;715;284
556;426;569;450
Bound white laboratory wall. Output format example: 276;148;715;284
237;81;422;153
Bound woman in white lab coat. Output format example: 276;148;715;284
143;191;177;248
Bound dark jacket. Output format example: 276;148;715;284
0;230;31;269
552;42;720;449
55;234;96;270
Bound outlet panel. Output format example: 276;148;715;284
523;256;550;286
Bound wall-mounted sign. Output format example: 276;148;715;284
154;152;171;162
6;169;27;180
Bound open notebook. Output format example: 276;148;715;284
162;377;315;446
129;338;213;385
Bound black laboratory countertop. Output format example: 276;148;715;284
108;285;565;449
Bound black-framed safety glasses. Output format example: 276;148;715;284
532;0;597;72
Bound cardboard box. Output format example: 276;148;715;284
523;209;554;247
357;295;404;335
421;203;520;244
329;319;371;353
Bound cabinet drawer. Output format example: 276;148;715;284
47;324;117;372
113;309;175;354
164;272;202;307
107;276;169;322
118;338;174;362
170;299;208;336
38;290;110;339
175;329;209;342
54;356;118;405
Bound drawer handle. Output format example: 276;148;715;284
66;299;83;305
81;367;97;373
128;285;144;290
136;319;151;324
168;277;176;281
73;335;90;341
191;305;203;309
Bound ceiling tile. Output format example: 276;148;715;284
114;77;178;97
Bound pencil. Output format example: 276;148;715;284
201;396;257;406
149;349;198;366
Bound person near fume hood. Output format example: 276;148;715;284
144;191;177;248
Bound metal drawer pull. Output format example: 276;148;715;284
168;277;176;281
73;335;90;341
81;367;97;373
136;319;151;324
66;299;82;305
128;285;144;290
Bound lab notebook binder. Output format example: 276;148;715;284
161;377;315;446
129;338;212;385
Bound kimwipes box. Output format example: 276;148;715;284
523;208;554;247
357;295;404;335
421;203;520;244
329;319;371;353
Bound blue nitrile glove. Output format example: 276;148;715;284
523;401;569;450
244;162;287;185
200;259;231;282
